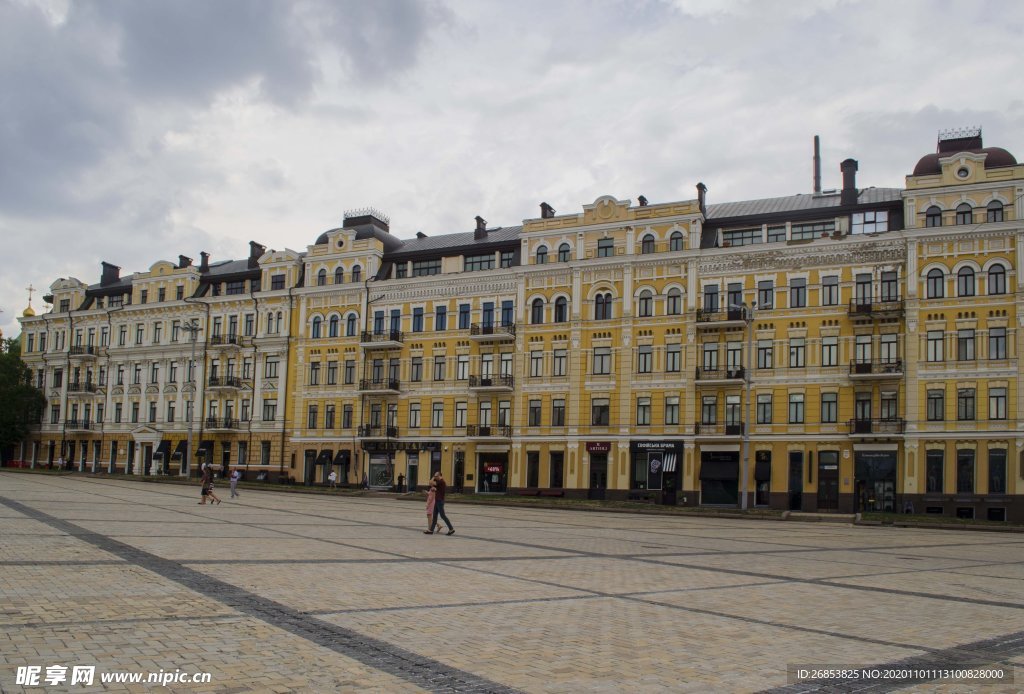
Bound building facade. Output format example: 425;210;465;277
16;129;1024;521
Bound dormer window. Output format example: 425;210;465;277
59;299;70;312
851;210;888;234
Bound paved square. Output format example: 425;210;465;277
1;473;1022;692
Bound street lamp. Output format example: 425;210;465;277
180;319;201;477
729;301;756;510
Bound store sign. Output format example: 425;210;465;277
586;442;611;453
633;441;676;451
484;464;503;474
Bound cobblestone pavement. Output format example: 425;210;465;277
1;474;1022;693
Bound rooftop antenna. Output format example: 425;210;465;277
813;135;822;194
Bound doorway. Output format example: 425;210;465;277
588;453;608;500
817;452;839;511
788;452;803;510
407;459;419;493
303;450;316;485
143;444;153;475
478;454;508;493
126;441;135;475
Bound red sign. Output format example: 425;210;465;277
484;464;503;473
586;442;611;453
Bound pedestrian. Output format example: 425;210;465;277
198;464;211;505
200;464;221;505
425;484;437;532
328;470;337;489
230;469;241;498
424;471;454;536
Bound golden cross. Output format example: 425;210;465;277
26;283;34;305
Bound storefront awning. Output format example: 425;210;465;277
198;440;214;460
316;449;334;464
333;450;350;466
754;460;771;480
156;439;170;457
172;440;187;459
662;453;678;473
700;460;738;480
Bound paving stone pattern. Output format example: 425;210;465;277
1;474;1023;693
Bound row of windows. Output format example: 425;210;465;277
925;264;1006;298
924;201;1004;227
925;449;1006;495
315;266;362;286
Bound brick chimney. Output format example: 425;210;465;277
840;159;858;206
178;255;192;269
200;252;210;272
248;241;266;268
540;202;555;219
100;262;120;286
474;216;487;240
637;195;648;207
696;182;707;216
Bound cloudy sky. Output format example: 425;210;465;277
2;0;1022;337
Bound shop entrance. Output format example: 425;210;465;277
478;454;507;493
588;453;608;500
700;451;739;505
788;452;803;510
855;450;896;512
407;461;419;492
817;452;839;511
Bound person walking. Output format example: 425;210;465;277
328;470;337;489
200;464;221;505
229;469;241;498
199;464;211;505
424;471;454;535
424;484;438;532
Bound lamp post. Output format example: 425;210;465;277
181;319;201;477
729;302;755;510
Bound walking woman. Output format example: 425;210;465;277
425;483;438;532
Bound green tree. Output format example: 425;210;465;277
0;337;45;459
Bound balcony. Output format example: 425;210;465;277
694;422;745;437
66;381;98;394
695;367;745;383
65;419;92;432
695;308;747;328
358;378;401;394
358;425;399;438
359;330;404;349
468;374;514;391
848;418;905;436
469;323;515;342
849;359;904;379
848;297;904;319
208;334;243;350
204;417;240;431
68;345;100;360
207;376;243;391
467;424;512;439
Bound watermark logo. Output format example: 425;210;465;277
16;665;211;687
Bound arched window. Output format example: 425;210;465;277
956;203;972;225
328;315;339;337
641;235;656;254
670;231;684;251
926;269;945;299
266;311;275;334
275;311;283;334
987;201;1004;223
988;264;1006;295
925;206;942;228
957;266;976;297
351;265;361;283
554;297;568;323
595;293;613;320
638;290;653;317
317;269;327;286
558;243;571;262
334;267;344;284
531;298;545;324
346;314;357;336
667;288;682;315
311;316;322;338
536;246;548;265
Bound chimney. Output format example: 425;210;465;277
178;255;192;269
637;195;648;207
416;231;427;239
696;182;707;216
474;216;487;240
540;202;555;219
200;251;210;272
840;159;858;206
100;261;120;286
248;241;266;268
813;135;822;194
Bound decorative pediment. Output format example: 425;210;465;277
263;380;277;391
111;386;124;396
163;384;178;394
128;386;141;395
582;196;631;225
145;385;160;395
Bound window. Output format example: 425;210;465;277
346;314;357;336
597;238;614;257
638;290;653;317
351;266;361;282
309;363;320;386
131;403;139;424
957;329;975;361
989;387;1007;420
821;336;837;367
244;314;255;336
528;400;541;426
412;307;424;332
758;280;774;309
927;331;944;362
558;243;571;262
455;402;467;428
987;200;1004;223
636;397;651;425
311;316;322;339
265;357;279;379
325;404;335;429
789;278;806;308
317;269;327;286
703;286;719;313
333;266;344;285
989;449;1007;493
536;246;548;265
791;220;834;240
594;293;613;320
593;347;611;375
927;389;944;421
701;396;717;424
413;259;441;277
670;232;684;251
957;267;976;297
552;399;566;426
432;402;444;428
531;298;544;324
409;403;421;429
702;343;718;371
925;206;942;227
855;335;872;364
880;333;898;363
637;346;652;373
666;288;682;315
989;327;1007;360
665;344;681;373
458;304;471;329
955;203;972;225
851;210;888;234
956;449;975;493
225;280;245;295
640;235;655;254
987;264;1006;295
665;396;679;425
591;398;610;426
500;251;515;268
757;340;774;369
530;351;543;378
789;338;805;368
757;394;773;424
328;315;339;337
464;254;495;272
723;227;761;246
957;388;976;421
880;391;898;420
150;363;159;384
554;297;568;323
553;349;567;376
271;274;285;290
880;271;898;302
135;324;144;345
307;405;318;429
433;357;446;381
821;393;838;423
344;360;355;384
926;450;944;493
788;394;805;424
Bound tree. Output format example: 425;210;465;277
0;337;46;460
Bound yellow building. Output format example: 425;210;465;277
16;129;1023;521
